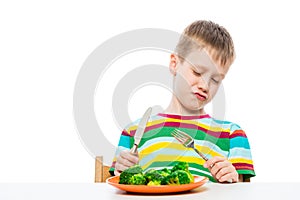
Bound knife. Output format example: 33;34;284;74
130;107;152;154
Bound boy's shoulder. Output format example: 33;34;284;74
209;117;240;126
206;117;243;133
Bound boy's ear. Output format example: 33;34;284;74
169;54;178;76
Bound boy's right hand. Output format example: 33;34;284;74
114;150;139;176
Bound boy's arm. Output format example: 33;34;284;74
239;174;251;182
109;129;132;175
228;125;256;181
238;174;243;182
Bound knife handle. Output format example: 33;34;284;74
130;144;138;154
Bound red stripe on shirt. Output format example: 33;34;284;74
128;121;230;139
158;113;211;120
233;163;254;170
229;130;247;138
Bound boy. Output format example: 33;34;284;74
110;20;255;183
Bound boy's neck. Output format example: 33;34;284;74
164;96;206;116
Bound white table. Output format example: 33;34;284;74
1;182;299;200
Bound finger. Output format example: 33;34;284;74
218;171;238;183
115;158;137;172
210;161;229;176
117;155;137;168
215;166;232;180
114;150;139;174
120;150;139;164
204;156;226;169
115;162;128;172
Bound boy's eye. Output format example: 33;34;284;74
192;70;201;76
212;78;220;84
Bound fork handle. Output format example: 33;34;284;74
193;148;208;161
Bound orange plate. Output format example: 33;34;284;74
106;175;208;194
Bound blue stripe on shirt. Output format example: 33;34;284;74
118;135;131;148
230;137;250;149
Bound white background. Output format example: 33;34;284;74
1;0;299;182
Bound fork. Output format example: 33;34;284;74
171;129;208;161
171;129;233;183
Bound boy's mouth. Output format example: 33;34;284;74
194;92;207;101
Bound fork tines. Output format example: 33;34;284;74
171;129;192;144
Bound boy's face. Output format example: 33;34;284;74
169;49;230;115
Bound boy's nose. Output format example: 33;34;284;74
197;76;209;92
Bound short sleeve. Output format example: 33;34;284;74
228;124;256;180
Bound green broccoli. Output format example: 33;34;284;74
161;171;180;185
171;161;189;172
171;162;194;183
157;168;171;178
177;170;193;184
161;170;193;185
118;162;194;185
144;169;165;185
128;173;147;185
119;165;144;184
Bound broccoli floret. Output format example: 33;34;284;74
177;170;192;184
161;162;194;185
125;165;144;174
161;170;193;185
147;180;161;186
161;171;180;185
171;161;189;172
144;169;165;185
171;162;194;183
119;165;144;184
157;168;171;178
128;173;147;185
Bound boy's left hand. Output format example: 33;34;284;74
203;156;238;183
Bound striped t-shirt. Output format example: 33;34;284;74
110;113;255;182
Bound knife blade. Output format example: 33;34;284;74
130;107;152;154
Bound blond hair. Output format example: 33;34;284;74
175;20;235;67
